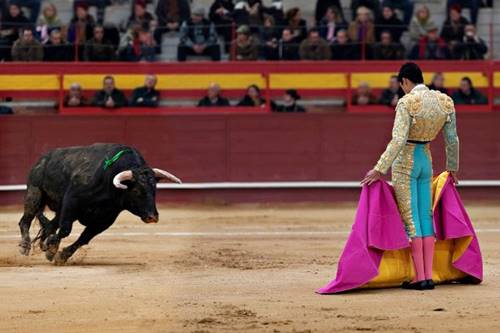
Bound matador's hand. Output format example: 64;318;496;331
361;169;382;186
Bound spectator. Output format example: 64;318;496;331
36;3;63;42
372;30;405;60
379;75;404;107
285;7;307;44
238;84;266;107
409;27;451;60
73;0;107;25
1;3;30;44
380;0;414;26
441;4;469;45
43;29;74;61
232;25;259;61
263;0;285;29
177;7;220;61
63;83;87;107
93;76;127;108
374;5;405;42
350;0;380;21
409;5;436;43
278;27;299;60
209;0;234;52
428;72;448;95
131;75;160;107
299;28;331;60
347;6;375;50
447;0;480;25
273;89;305;112
452;24;487;60
318;6;347;44
259;15;279;60
16;0;40;24
315;0;344;26
11;28;43;61
232;0;265;33
331;29;361;60
154;0;191;48
198;83;230;107
352;82;377;105
67;3;95;46
120;27;156;62
0;104;14;114
84;25;115;61
452;77;487;105
127;0;154;31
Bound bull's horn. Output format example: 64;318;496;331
153;168;182;184
113;170;133;189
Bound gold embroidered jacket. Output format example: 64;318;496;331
374;85;459;174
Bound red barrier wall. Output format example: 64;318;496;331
1;113;500;204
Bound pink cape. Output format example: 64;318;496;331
317;174;483;294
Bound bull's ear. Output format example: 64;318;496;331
153;168;182;184
113;170;133;189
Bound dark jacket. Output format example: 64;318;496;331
179;18;217;46
441;17;469;43
197;95;230;107
84;38;115;61
273;102;305;112
452;89;488;105
299;37;331;60
318;18;347;43
331;41;361;60
93;89;128;108
374;15;405;42
1;12;30;43
278;39;300;60
379;88;404;106
155;0;191;27
315;0;344;24
11;39;43;61
409;36;451;60
372;42;405;60
67;15;95;43
237;95;266;107
209;0;234;26
452;37;488;60
63;95;88;107
130;86;160;107
43;40;74;61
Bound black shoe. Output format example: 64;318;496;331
423;279;435;290
401;280;426;290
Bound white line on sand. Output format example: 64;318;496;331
0;229;500;239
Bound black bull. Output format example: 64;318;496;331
18;143;181;264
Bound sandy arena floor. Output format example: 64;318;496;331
0;202;499;333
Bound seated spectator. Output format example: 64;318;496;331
232;25;259;61
452;77;487;105
331;29;361;60
84;25;115;61
1;3;30;46
131;75;160;107
127;0;154;31
238;84;266;107
375;5;405;42
63;83;87;107
441;4;469;46
452;24;487;60
299;28;331;60
278;27;299;60
379;75;404;107
259;15;279;60
352;82;377;105
273;89;305;112
73;0;107;25
43;29;74;61
428;72;448;95
350;0;380;21
177;7;220;62
36;3;63;42
209;0;234;52
447;0;479;25
347;6;375;58
409;27;451;60
372;30;405;60
380;0;414;26
318;6;347;44
154;0;191;48
315;0;344;26
0;104;14;114
93;76;127;108
16;0;40;24
409;5;436;44
285;7;308;44
11;28;43;61
263;0;285;28
248;0;265;33
67;3;95;46
198;83;230;107
120;27;156;62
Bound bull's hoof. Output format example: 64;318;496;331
53;251;70;266
40;240;48;252
45;239;60;262
18;240;31;256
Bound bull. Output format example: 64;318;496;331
18;143;181;264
